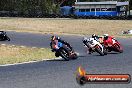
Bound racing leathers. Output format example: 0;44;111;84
83;37;94;54
50;38;72;52
103;36;114;47
103;36;116;52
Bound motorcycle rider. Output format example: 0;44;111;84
92;34;104;43
103;34;116;52
103;34;115;46
83;37;94;54
83;34;105;54
92;34;99;41
50;35;72;52
83;35;100;54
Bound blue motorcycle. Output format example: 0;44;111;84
51;41;78;61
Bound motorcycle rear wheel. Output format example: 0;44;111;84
95;46;104;56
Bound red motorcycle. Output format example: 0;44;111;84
104;39;123;53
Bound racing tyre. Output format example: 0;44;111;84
95;46;104;56
114;44;123;53
103;48;107;55
59;48;69;61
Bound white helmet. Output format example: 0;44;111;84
103;34;109;37
103;34;109;40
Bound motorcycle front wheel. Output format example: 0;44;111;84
114;44;123;53
59;48;70;61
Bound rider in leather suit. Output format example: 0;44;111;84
50;35;72;52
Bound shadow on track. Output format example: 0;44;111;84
46;59;66;62
92;52;121;56
108;52;121;54
46;55;88;62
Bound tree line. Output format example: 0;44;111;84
0;0;60;16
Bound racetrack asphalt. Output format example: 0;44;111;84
0;31;132;88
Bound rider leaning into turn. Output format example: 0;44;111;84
50;35;72;52
103;34;115;47
88;34;113;54
92;34;100;41
92;34;104;44
92;34;115;45
83;35;100;54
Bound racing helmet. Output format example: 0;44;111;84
103;34;109;40
51;35;56;41
92;34;96;38
51;35;60;41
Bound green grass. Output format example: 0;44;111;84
0;44;55;65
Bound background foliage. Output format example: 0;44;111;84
0;0;131;16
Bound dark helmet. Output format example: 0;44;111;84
51;35;60;41
92;34;96;38
51;35;56;41
103;34;109;40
